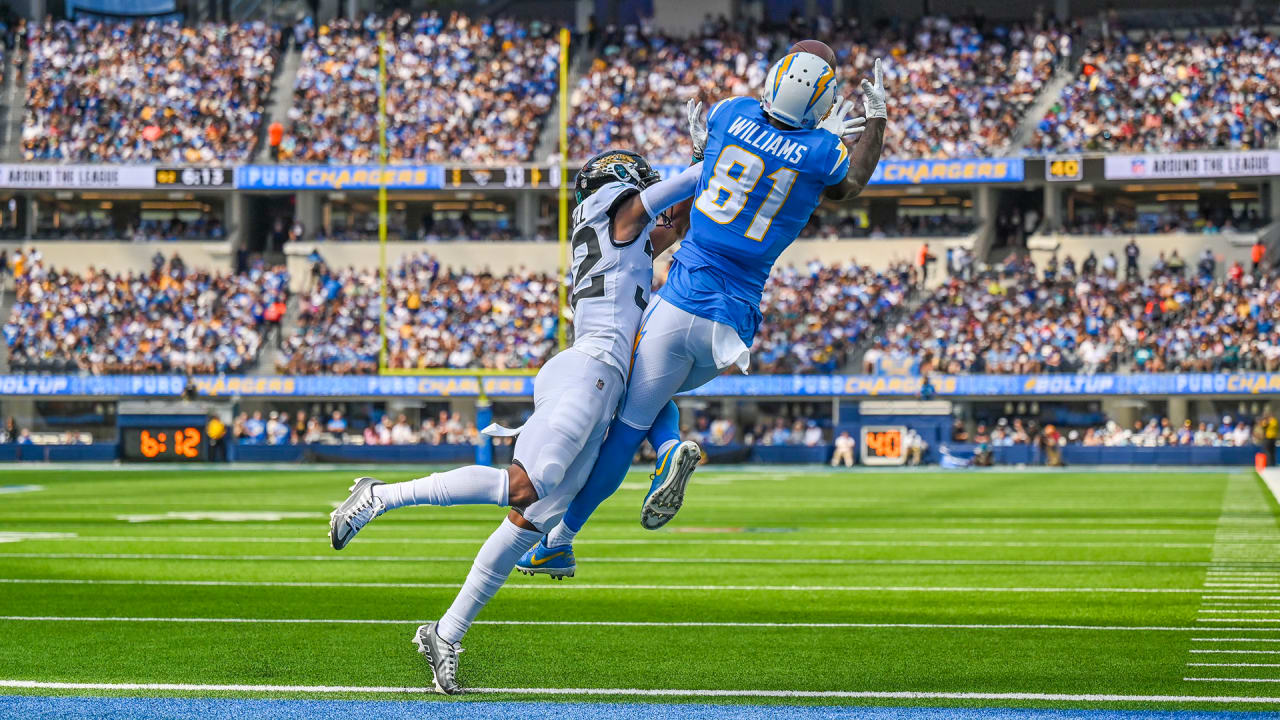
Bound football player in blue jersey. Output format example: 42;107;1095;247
518;43;886;577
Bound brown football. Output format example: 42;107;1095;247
789;40;836;68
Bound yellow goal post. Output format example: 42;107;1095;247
375;27;573;386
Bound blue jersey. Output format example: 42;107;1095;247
659;95;850;344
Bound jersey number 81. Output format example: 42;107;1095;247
694;144;798;242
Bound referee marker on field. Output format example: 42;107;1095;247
2;615;1279;632
0;679;1278;704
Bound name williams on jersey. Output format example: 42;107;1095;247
724;117;811;165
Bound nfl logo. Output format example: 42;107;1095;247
1130;159;1145;175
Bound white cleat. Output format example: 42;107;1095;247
328;477;385;550
640;440;701;530
413;622;463;695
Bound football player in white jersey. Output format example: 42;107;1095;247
327;149;701;694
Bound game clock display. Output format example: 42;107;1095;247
860;425;908;466
121;426;208;462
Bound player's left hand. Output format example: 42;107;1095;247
687;99;708;161
817;97;867;139
861;57;887;120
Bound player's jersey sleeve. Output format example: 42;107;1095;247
706;96;749;124
822;137;850;186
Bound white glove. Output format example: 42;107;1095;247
817;97;867;139
861;57;887;120
687;99;708;160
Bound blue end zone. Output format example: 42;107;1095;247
2;698;1279;720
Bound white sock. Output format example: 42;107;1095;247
655;439;678;460
373;466;508;512
545;520;577;549
436;518;541;644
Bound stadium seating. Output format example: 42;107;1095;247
872;257;1280;374
3;250;289;373
283;11;559;164
754;260;914;373
570;16;1070;162
1030;28;1280;153
22;19;280;163
277;252;558;373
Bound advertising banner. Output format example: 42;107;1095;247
870;158;1025;185
5;373;1280;398
1104;151;1280;180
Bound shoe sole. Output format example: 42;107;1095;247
412;623;461;695
516;565;575;580
640;442;700;530
328;477;381;551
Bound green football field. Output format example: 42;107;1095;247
1;465;1279;715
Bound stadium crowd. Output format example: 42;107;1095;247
230;408;479;446
570;14;1072;163
3;250;288;373
22;18;280;163
34;212;227;241
277;252;558;374
754;260;914;373
1054;207;1265;235
1030;27;1280;153
956;415;1258;448
800;212;979;240
282;12;558;164
871;252;1280;375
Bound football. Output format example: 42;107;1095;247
789;39;837;67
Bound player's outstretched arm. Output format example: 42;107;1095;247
612;162;703;249
650;197;693;255
826;58;887;202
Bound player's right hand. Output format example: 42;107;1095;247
817;98;867;139
861;57;887;120
686;99;708;160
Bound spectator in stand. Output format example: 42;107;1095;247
802;421;824;447
326;410;347;439
23;18;279;163
831;430;856;467
285;11;558;164
244;411;266;443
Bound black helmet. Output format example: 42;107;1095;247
574;149;662;204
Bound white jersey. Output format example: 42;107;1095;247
567;181;656;377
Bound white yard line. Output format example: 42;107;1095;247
1188;663;1280;668
1192;638;1280;642
5;534;1231;549
1191;650;1280;654
0;552;1251;568
0;577;1220;594
0;615;1276;632
1185;677;1280;684
0;679;1276;703
1200;610;1280;614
